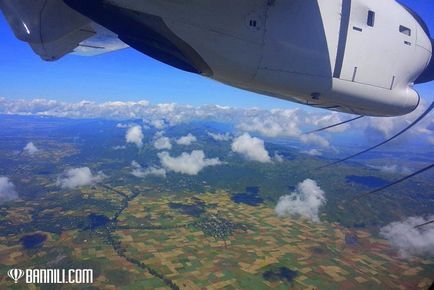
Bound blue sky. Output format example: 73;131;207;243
0;0;433;109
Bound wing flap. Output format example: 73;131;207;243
72;24;129;57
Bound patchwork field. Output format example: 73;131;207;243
0;116;433;289
112;192;434;290
1;189;432;290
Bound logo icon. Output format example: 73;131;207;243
7;269;24;283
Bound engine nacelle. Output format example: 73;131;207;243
2;0;431;116
87;0;432;116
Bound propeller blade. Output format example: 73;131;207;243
319;101;434;169
303;116;364;135
350;163;434;201
414;220;434;229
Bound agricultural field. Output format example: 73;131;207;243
0;115;433;289
1;188;432;290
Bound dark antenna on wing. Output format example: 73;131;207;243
350;163;434;201
303;115;364;134
318;101;434;169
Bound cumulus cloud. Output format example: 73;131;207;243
23;142;39;155
157;103;176;113
207;132;232;141
370;164;412;175
1;97;433;149
306;113;350;133
112;145;126;150
57;167;105;189
299;134;330;148
116;122;138;129
380;216;434;259
176;133;197;146
363;100;434;141
126;125;144;148
231;133;271;163
275;179;326;222
153;133;172;150
0;177;18;204
158;150;221;175
237;109;331;148
237;115;299;138
301;149;322;156
131;161;166;178
367;117;398;138
150;119;166;129
0;98;152;119
274;152;284;162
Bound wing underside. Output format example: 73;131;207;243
0;0;128;60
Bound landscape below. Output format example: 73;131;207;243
0;115;433;289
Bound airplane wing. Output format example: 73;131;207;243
0;0;128;61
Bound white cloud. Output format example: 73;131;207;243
274;152;284;162
370;164;412;175
158;150;221;175
301;149;322;156
57;167;105;189
380;216;434;259
237;115;299;138
176;133;197;146
275;179;326;222
236;110;331;148
131;161;166;178
157;103;176;113
363;100;433;140
0;99;151;119
367;117;398;138
1;97;433;148
116;122;137;128
207;132;231;141
306;113;350;133
150;119;166;129
154;134;172;150
231;133;271;163
112;145;126;150
126;125;144;148
23;142;39;155
0;177;18;204
299;134;330;148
